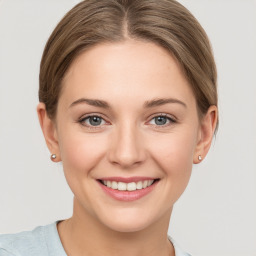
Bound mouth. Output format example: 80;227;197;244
98;179;160;191
97;177;160;201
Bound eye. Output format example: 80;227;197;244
79;115;107;127
148;114;176;127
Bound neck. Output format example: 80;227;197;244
57;197;175;256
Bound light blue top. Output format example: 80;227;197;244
0;221;191;256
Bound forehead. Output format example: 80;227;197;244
60;39;195;109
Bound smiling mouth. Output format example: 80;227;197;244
98;179;160;191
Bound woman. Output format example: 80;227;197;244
0;0;218;255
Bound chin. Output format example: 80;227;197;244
105;219;151;233
98;208;157;233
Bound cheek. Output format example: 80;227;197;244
147;128;197;196
149;129;196;170
58;130;109;214
58;129;107;178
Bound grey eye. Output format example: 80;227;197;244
153;116;168;125
149;115;175;126
83;116;106;126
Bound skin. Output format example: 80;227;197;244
37;39;217;256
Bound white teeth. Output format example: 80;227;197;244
112;181;118;189
142;180;148;189
118;182;127;191
102;179;155;191
127;182;136;191
148;180;154;186
107;181;112;188
136;181;143;190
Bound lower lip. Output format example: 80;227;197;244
98;180;159;202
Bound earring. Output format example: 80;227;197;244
198;155;202;161
51;154;57;160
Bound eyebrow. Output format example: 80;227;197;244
70;98;110;108
143;98;187;108
69;97;187;109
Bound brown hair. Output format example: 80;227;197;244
39;0;218;129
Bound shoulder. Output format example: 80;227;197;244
168;236;192;256
0;223;54;256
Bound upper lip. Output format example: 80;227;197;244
98;176;159;183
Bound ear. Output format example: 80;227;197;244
37;103;61;162
193;105;218;164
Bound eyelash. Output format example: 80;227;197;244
78;113;177;130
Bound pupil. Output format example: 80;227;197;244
155;116;167;125
90;116;101;126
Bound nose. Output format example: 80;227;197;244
107;122;147;169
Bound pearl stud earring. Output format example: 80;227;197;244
198;155;202;161
51;154;57;160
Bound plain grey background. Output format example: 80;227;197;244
0;0;255;255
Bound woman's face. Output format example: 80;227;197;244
46;40;204;232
